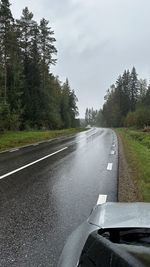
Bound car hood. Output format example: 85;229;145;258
88;202;150;229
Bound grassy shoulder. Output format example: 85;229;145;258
0;128;86;152
116;128;150;201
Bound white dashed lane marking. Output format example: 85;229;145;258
97;194;107;205
107;163;113;171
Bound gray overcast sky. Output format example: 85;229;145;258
11;0;150;117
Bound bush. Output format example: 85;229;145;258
135;107;150;128
0;104;10;131
124;107;150;129
124;112;137;127
0;104;21;131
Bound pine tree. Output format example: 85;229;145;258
16;7;35;59
16;7;37;128
0;3;79;131
0;0;14;104
27;22;44;128
121;70;131;116
39;18;57;91
0;0;23;130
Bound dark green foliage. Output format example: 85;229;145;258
60;79;78;128
0;103;21;131
130;67;139;112
0;0;14;104
0;0;23;128
0;1;78;131
142;85;150;107
124;107;150;128
88;67;150;129
98;67;149;128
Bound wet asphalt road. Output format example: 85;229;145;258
0;128;118;267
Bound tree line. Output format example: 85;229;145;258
85;67;150;128
0;0;79;131
85;108;99;126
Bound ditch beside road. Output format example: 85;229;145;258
117;129;150;202
117;134;139;202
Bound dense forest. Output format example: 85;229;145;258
85;67;150;128
0;0;79;131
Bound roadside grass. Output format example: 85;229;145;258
0;128;86;152
116;128;150;201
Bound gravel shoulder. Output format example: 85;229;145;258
117;134;140;202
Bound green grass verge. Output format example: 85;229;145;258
116;128;150;201
0;128;86;152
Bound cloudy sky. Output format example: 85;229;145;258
11;0;150;117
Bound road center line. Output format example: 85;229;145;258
97;194;107;205
0;147;68;180
107;163;113;171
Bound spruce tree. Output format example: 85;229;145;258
130;67;139;111
39;18;57;91
16;7;37;128
121;70;131;116
60;79;78;128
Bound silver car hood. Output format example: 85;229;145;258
88;202;150;229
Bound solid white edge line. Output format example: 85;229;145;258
33;143;39;146
107;163;113;171
0;147;68;180
9;148;19;152
97;194;107;205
